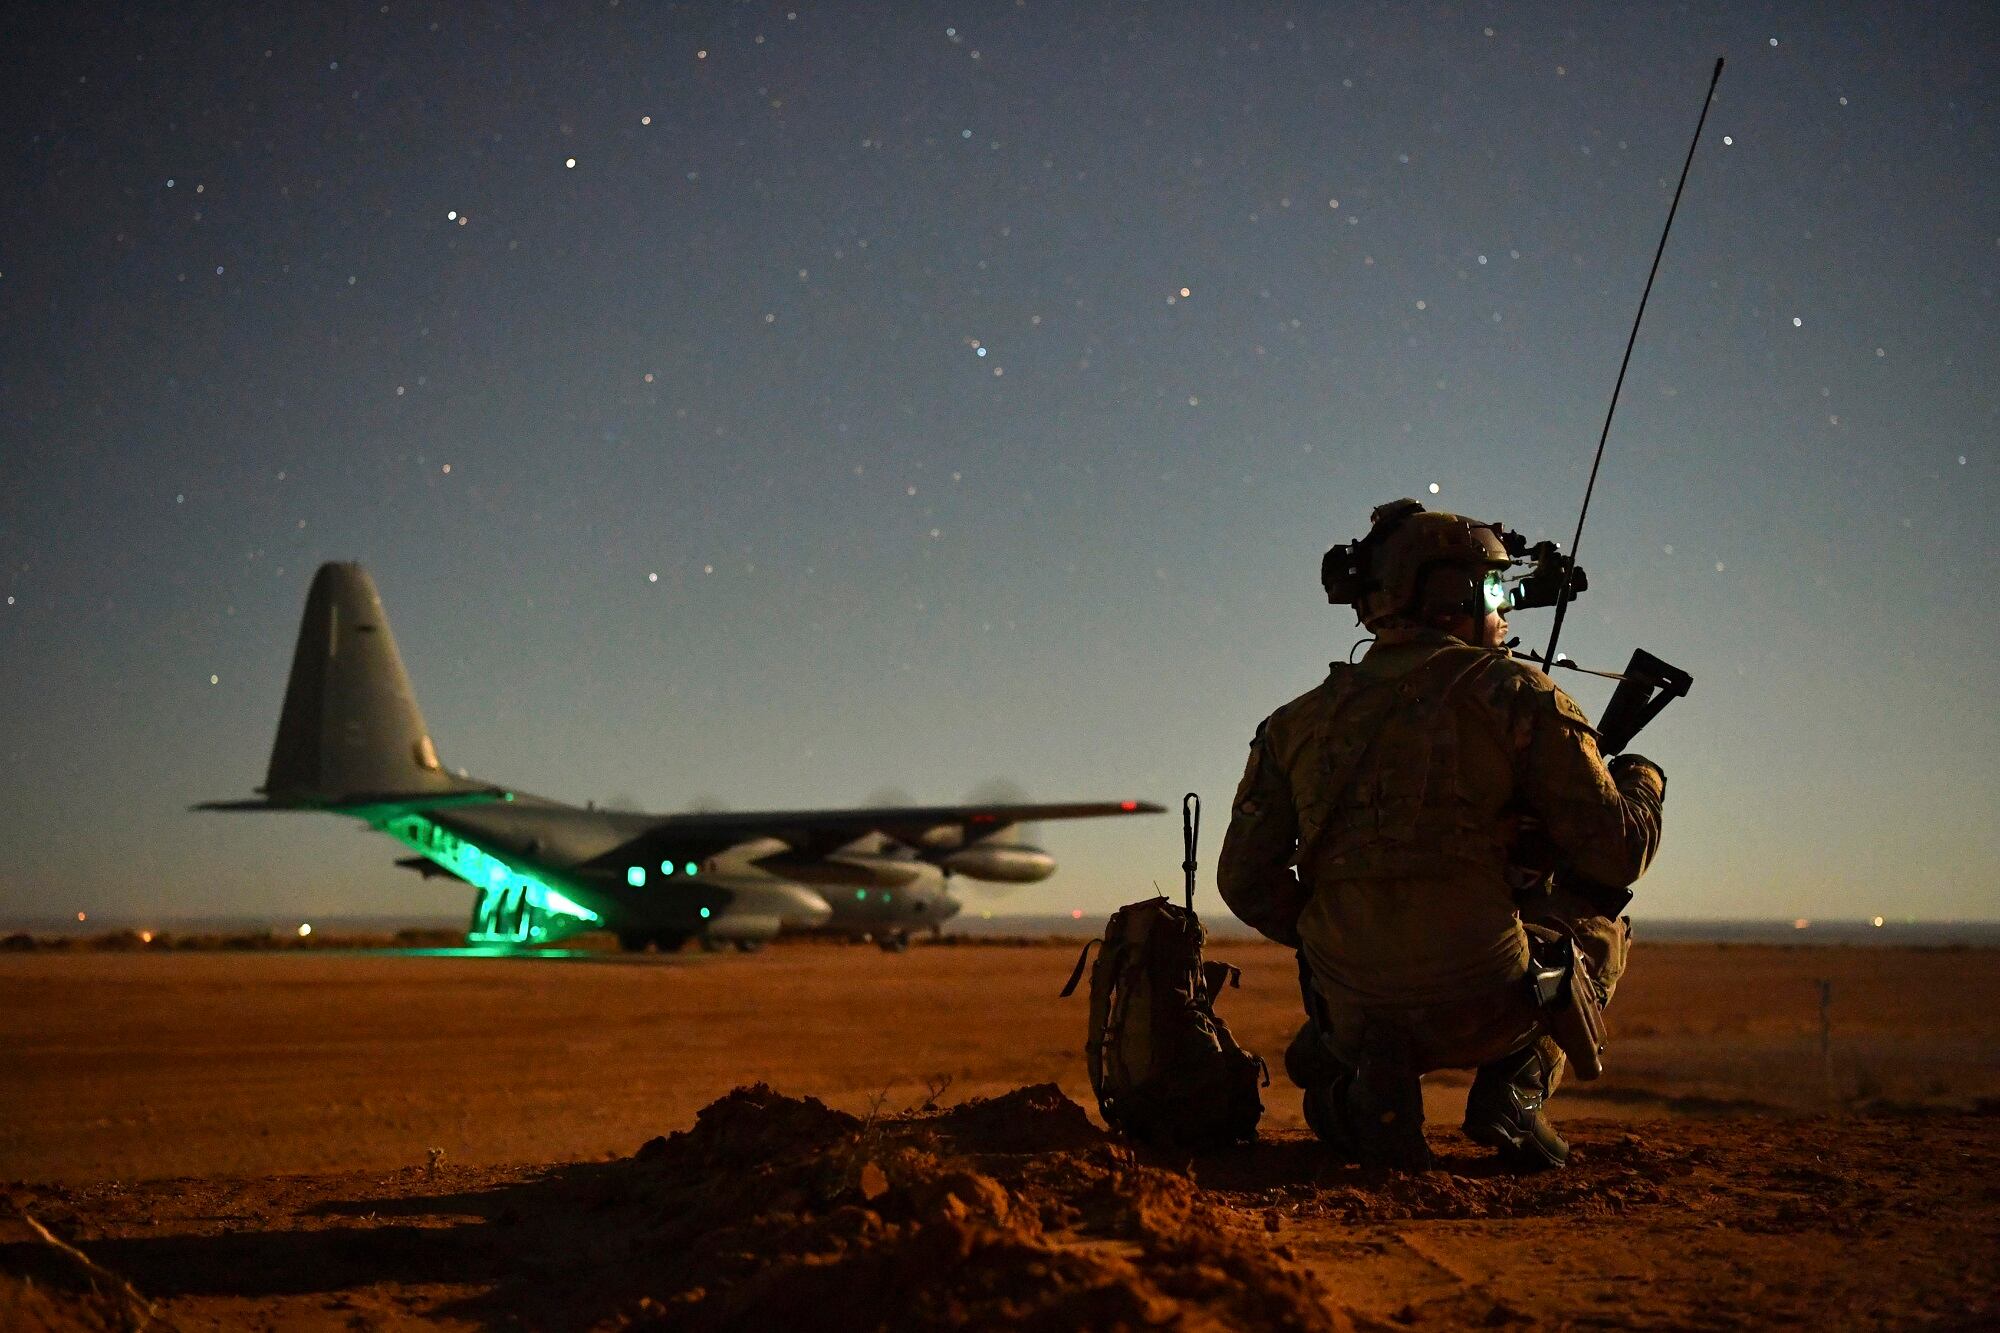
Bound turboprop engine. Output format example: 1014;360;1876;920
940;843;1056;883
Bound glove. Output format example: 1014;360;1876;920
1608;752;1665;798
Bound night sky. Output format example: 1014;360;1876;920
3;3;1994;927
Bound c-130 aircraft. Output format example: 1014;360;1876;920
200;564;1160;952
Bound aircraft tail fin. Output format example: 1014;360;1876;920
262;563;465;806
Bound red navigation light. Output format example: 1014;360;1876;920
1120;800;1138;811
1070;908;1084;920
971;813;996;823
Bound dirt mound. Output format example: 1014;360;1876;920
634;1082;861;1168
6;1105;1997;1330
617;1083;1345;1331
914;1081;1106;1155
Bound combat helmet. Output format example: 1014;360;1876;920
1321;499;1511;630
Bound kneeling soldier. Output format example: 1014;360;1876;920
1218;500;1665;1170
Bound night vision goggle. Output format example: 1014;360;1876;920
1497;532;1589;612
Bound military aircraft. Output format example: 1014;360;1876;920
200;563;1160;952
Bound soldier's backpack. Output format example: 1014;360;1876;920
1059;794;1267;1149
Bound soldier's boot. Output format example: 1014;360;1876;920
1345;1021;1431;1171
1463;1041;1569;1170
1285;1022;1358;1161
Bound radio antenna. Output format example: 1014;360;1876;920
1543;57;1725;669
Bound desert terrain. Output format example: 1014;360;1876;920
3;937;1996;1328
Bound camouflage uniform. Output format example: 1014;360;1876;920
1218;631;1664;1089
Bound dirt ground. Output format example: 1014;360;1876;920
3;939;1997;1328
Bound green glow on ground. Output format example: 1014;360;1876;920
375;812;601;945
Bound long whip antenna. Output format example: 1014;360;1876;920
1181;792;1200;912
1543;57;1725;669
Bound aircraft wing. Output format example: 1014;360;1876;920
580;799;1163;869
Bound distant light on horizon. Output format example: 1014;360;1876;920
297;922;312;937
1793;918;1810;930
1872;915;1885;927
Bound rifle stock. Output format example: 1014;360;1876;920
1596;649;1694;755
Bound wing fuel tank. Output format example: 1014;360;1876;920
940;844;1057;883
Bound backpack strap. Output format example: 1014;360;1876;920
1058;938;1099;998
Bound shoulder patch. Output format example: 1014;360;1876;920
1550;687;1595;729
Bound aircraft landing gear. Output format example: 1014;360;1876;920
876;930;910;953
653;932;688;954
733;938;766;953
616;930;651;953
